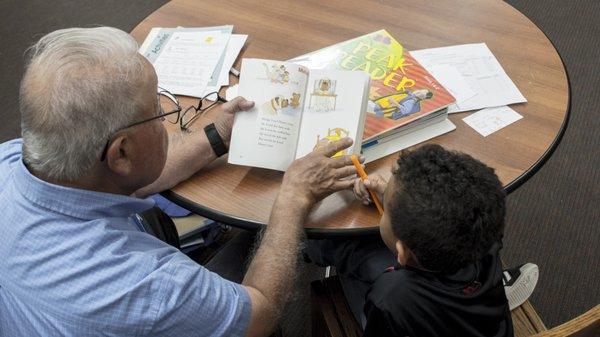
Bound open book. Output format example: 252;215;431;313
228;59;370;171
289;30;457;162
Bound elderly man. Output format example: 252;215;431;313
0;27;358;336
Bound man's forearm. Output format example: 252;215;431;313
135;129;216;198
242;190;311;333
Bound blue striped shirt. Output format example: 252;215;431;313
0;139;251;336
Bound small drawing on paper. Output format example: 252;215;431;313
263;63;290;84
313;127;349;157
308;78;337;112
259;92;302;116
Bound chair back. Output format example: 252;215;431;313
532;305;599;337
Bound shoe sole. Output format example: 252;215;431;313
505;263;539;310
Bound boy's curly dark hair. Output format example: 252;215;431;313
389;144;505;274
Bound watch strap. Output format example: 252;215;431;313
204;123;228;157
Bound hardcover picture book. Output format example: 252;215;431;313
228;58;370;171
289;29;456;147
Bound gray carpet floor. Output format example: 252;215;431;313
1;0;598;333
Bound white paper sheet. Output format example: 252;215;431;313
225;84;239;101
410;43;526;113
362;118;456;163
201;35;247;96
425;64;477;109
463;106;523;137
172;25;234;90
152;31;229;97
218;35;247;87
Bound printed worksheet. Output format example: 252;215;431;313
424;64;477;107
149;31;229;97
463;106;523;137
410;43;526;113
204;34;248;93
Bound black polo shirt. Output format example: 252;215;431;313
363;242;513;337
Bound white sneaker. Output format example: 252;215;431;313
503;263;539;310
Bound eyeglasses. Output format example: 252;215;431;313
100;87;226;161
158;87;227;131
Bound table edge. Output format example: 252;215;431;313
502;26;571;194
161;6;572;238
161;189;381;238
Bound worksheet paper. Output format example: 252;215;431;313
463;106;523;137
147;31;229;97
203;34;248;96
424;64;477;108
140;26;233;61
169;25;234;88
225;84;239;101
410;43;526;113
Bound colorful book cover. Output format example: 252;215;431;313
290;30;455;142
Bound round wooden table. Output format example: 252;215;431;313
131;0;569;237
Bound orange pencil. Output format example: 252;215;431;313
350;155;384;215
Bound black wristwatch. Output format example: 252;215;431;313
204;123;228;157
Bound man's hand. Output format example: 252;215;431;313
134;96;253;197
282;137;359;207
214;96;255;147
242;137;359;337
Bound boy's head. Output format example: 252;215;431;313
379;144;505;274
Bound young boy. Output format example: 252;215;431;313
306;144;514;337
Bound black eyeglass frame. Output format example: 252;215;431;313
179;91;227;131
99;88;226;161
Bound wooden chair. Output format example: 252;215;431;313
532;305;599;337
311;276;362;337
310;275;600;337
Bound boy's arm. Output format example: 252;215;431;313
397;94;418;116
363;301;401;337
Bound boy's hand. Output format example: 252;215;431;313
353;174;388;205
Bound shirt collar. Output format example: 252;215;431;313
14;159;155;220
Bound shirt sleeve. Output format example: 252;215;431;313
363;273;411;337
0;139;23;184
149;253;252;337
397;94;418;116
362;300;397;337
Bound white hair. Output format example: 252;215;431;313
20;27;147;181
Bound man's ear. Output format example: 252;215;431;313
105;135;134;176
395;241;407;266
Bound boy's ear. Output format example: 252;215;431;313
395;241;407;266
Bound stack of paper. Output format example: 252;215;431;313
410;43;527;114
410;43;527;137
139;25;247;98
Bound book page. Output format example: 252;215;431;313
294;69;370;159
229;59;309;171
